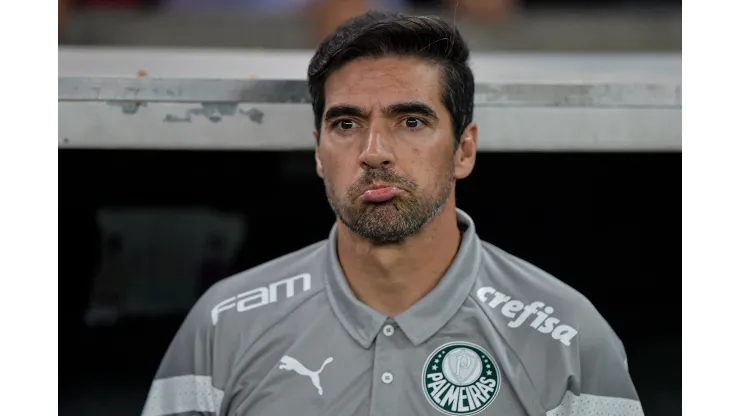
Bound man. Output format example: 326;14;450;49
142;11;644;416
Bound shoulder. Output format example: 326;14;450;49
472;240;633;410
473;240;620;351
192;239;330;329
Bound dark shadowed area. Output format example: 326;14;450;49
59;149;680;416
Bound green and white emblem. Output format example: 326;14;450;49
422;341;501;415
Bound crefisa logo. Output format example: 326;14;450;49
422;342;501;415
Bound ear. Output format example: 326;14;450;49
453;122;477;180
314;130;325;179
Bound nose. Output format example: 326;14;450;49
359;123;395;169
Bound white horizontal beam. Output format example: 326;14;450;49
58;47;681;83
58;48;681;151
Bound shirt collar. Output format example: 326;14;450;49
324;208;482;348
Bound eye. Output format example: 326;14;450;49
402;117;425;129
336;119;359;130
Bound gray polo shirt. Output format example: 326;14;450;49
142;209;644;416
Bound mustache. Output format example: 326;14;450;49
347;169;418;198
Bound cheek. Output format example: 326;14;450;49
403;146;442;188
423;147;453;176
322;157;354;193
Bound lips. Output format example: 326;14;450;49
361;185;402;203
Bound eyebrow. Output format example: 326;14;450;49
323;101;439;122
324;105;367;122
384;101;438;121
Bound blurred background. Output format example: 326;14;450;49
58;1;681;415
59;0;681;50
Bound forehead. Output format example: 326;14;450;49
323;56;443;111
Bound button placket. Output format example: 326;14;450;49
369;322;399;415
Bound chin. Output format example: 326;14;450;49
363;199;407;216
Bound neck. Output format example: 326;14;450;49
335;199;462;317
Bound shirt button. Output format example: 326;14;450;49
381;372;394;384
382;325;395;336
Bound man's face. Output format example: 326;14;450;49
315;56;459;244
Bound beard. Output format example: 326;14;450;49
324;165;454;244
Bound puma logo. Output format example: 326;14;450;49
278;355;334;396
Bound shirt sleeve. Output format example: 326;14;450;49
546;313;645;416
141;291;225;416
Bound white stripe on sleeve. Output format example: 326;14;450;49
547;391;644;416
142;375;225;416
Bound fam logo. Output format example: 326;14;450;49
211;273;311;324
422;342;500;415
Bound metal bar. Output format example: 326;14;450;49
59;78;680;108
59;102;680;151
58;48;681;151
59;47;681;83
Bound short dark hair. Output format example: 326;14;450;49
307;11;475;143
